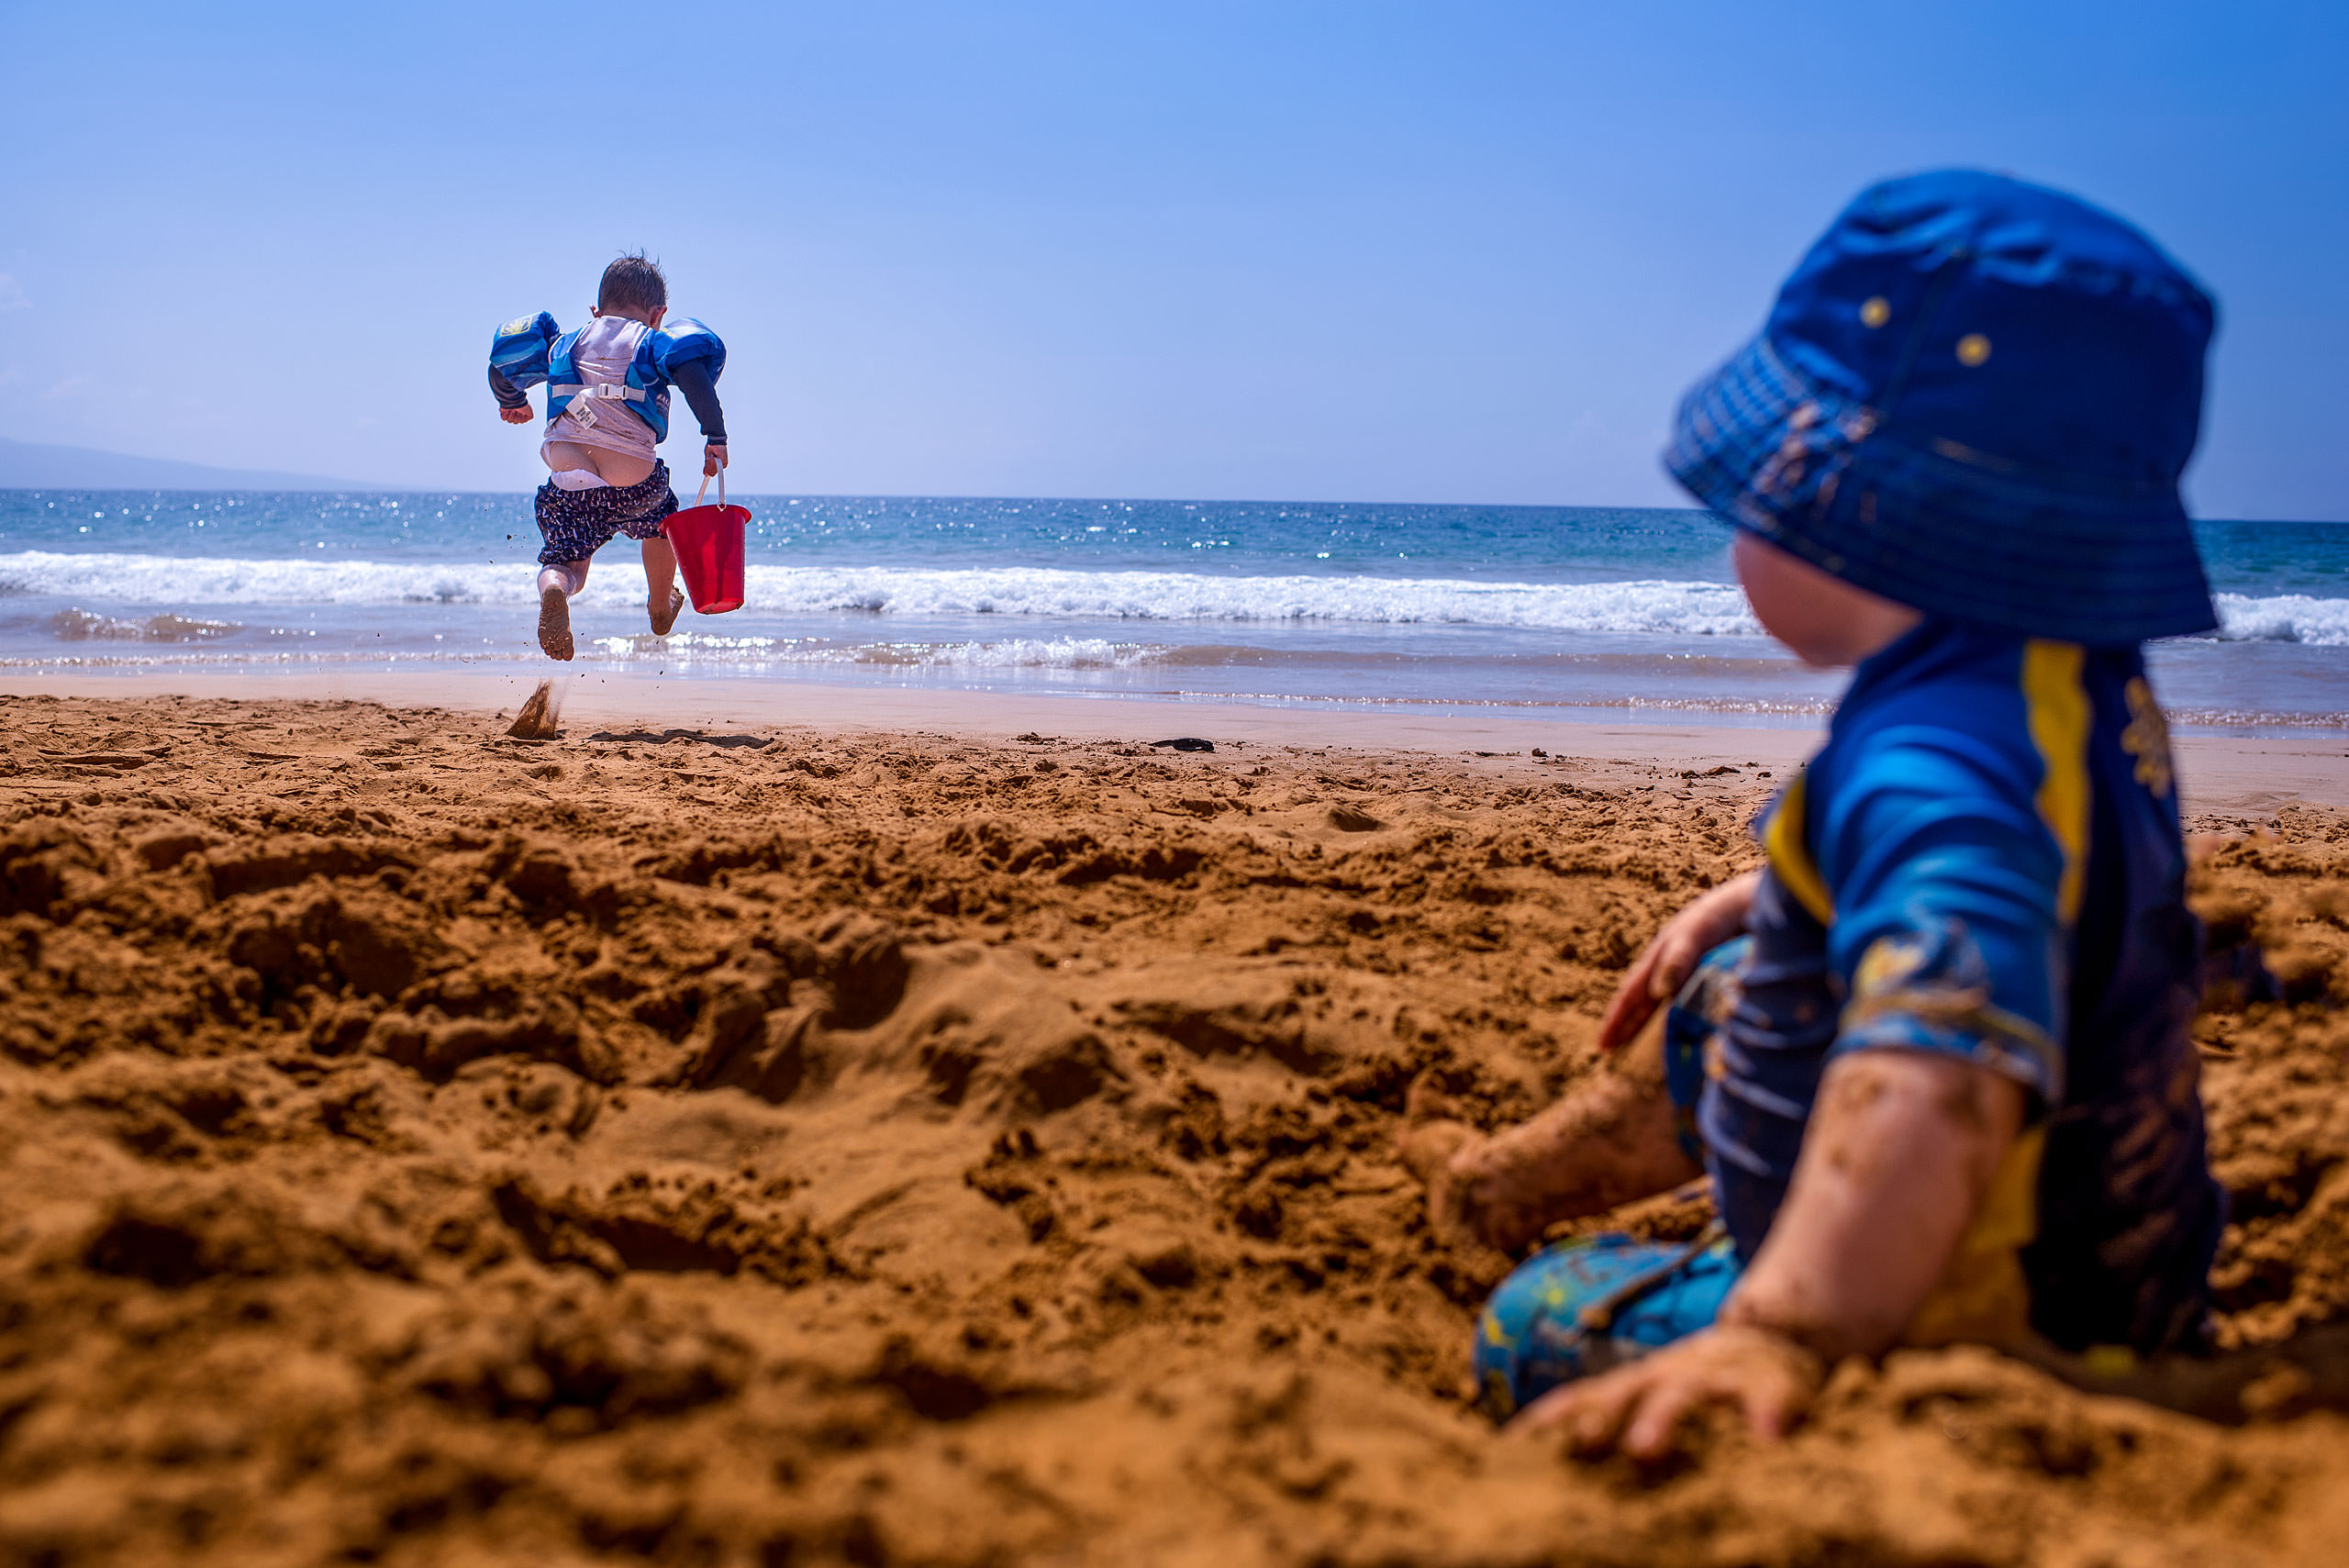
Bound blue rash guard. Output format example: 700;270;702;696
1698;618;2221;1355
1471;619;2222;1416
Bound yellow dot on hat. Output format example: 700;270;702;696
1956;333;1992;366
1860;296;1890;328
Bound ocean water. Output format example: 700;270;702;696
3;489;2345;731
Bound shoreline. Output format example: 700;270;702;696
4;668;2343;817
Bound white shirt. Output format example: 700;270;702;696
540;315;658;466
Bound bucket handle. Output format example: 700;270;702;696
693;465;727;511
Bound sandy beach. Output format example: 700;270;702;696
5;685;2349;1566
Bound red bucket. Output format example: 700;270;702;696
662;470;749;615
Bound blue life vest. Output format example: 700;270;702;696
486;312;726;444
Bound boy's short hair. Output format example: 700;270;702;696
598;252;668;315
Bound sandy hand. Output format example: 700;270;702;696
499;405;534;425
1596;869;1762;1051
1513;1322;1822;1459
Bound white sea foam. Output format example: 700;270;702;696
766;567;1766;634
2211;592;2349;647
862;637;1161;670
0;550;497;607
7;550;2346;646
0;550;1763;634
580;632;1161;670
0;636;1170;677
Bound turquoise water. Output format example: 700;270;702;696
3;489;2344;729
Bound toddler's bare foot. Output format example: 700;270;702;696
1399;1114;1485;1248
1398;1076;1520;1251
539;584;574;662
1398;1074;1587;1255
650;586;685;637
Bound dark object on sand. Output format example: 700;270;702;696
1328;806;1383;832
586;728;770;750
507;680;563;740
1152;738;1214;753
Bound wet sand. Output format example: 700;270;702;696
3;690;2348;1566
7;669;2348;815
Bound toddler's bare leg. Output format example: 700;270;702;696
537;561;588;662
1400;1018;1700;1253
642;537;684;635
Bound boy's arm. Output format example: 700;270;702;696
487;311;558;425
1729;1051;2025;1357
1516;1050;2022;1455
489;366;533;425
1598;869;1761;1050
668;359;729;475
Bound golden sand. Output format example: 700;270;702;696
3;692;2347;1565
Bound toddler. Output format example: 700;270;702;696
487;253;729;660
1406;171;2225;1460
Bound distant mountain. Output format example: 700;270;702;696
0;438;390;492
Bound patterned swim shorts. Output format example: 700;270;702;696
1472;1230;1741;1420
535;462;680;566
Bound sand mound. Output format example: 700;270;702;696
3;694;2348;1565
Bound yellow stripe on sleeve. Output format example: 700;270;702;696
1765;769;1835;925
2022;639;2092;927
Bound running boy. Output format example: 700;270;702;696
488;253;729;661
1405;171;2225;1459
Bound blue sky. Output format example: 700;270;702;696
3;1;2343;516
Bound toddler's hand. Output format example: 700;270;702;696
499;406;533;425
1597;868;1761;1051
1512;1322;1822;1458
704;441;729;478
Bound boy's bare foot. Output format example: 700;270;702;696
1399;1117;1486;1247
650;586;685;637
1397;1076;1538;1253
1400;1068;1694;1256
539;584;574;661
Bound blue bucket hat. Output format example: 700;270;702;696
1665;170;2218;645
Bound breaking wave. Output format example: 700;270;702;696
2210;592;2349;647
0;550;1764;633
4;550;2344;646
582;633;1164;670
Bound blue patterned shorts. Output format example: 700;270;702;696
1473;1231;1741;1419
535;461;679;566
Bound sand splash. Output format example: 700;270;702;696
507;677;565;739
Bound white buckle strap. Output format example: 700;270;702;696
551;381;645;431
